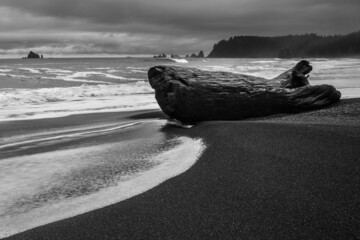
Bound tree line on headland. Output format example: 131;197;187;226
208;31;360;58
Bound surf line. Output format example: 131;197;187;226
0;121;141;151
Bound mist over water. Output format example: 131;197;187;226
0;57;359;121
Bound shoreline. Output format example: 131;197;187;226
3;98;360;239
0;96;358;131
0;109;201;238
0;109;166;139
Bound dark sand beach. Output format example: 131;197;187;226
4;98;360;240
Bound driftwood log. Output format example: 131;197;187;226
148;60;341;123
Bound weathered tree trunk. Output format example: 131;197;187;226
148;60;341;123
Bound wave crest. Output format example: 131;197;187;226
0;82;153;107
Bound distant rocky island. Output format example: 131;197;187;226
153;51;205;59
208;31;360;58
153;53;168;58
153;53;183;59
185;50;205;58
23;51;44;59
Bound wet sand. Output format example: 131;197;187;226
4;98;360;239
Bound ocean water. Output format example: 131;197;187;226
0;57;359;237
0;57;359;121
0;120;205;237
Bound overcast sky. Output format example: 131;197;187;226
1;0;359;57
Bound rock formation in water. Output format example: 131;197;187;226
148;60;341;123
197;50;205;58
188;50;205;58
27;51;40;59
153;53;167;58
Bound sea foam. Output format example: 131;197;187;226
171;58;188;64
0;82;157;120
0;122;205;238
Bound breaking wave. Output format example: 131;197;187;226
0;82;153;107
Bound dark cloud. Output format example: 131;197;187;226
0;0;359;56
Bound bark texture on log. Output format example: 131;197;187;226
148;60;341;123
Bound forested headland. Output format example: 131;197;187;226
208;31;360;58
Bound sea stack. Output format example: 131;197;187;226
148;60;341;123
197;50;205;58
27;51;40;59
189;50;205;58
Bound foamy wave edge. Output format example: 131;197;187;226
0;136;206;238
